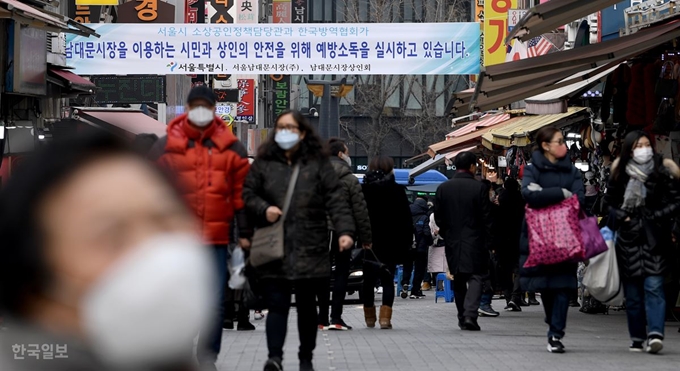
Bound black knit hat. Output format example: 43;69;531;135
187;85;216;106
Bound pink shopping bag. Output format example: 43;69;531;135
524;195;585;268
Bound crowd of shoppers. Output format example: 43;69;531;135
2;87;679;371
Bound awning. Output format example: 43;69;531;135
403;152;430;165
481;107;590;149
452;20;680;116
409;145;477;179
507;0;622;43
446;113;511;139
74;108;167;138
48;68;96;92
428;119;515;157
0;0;98;36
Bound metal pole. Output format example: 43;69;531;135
329;95;340;138
319;83;332;139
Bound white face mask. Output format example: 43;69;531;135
187;106;215;127
275;129;301;150
341;153;352;166
633;147;654;164
81;233;215;368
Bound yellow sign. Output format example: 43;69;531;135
221;114;234;126
483;0;517;66
75;0;118;5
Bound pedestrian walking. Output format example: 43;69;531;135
0;133;213;371
478;180;501;318
150;85;252;371
242;110;355;371
434;151;494;331
428;213;448;288
401;197;432;300
519;127;584;354
361;156;413;330
605;130;680;354
318;137;373;331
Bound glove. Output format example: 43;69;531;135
527;183;543;192
562;188;573;199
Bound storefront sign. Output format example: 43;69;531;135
483;0;517;66
118;0;175;23
292;0;306;23
208;0;236;24
216;103;237;115
214;88;239;102
272;74;290;124
273;0;291;23
237;0;258;23
237;79;255;122
65;23;481;75
507;9;526;30
185;0;206;84
69;3;102;23
6;22;46;95
76;0;117;6
90;75;166;104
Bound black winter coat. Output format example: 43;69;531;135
362;171;413;265
434;171;493;275
519;151;584;292
243;151;355;280
329;157;372;244
411;198;433;252
604;155;680;278
496;188;525;269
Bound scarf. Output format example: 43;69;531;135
622;159;655;211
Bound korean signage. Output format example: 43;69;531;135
507;9;526;30
237;79;255;122
237;0;257;23
214;88;239;102
216;102;237;116
185;0;205;24
292;0;306;23
483;0;517;66
208;0;236;24
271;74;290;125
66;23;481;75
69;3;101;23
76;0;117;6
273;0;291;23
475;0;484;70
90;75;166;104
118;0;175;23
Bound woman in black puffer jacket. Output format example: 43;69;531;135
519;127;584;354
605;131;680;355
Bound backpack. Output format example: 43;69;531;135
414;215;433;250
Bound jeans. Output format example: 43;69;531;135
623;275;666;341
318;233;352;323
263;278;325;361
540;288;571;339
363;263;396;307
402;249;428;292
452;274;483;320
197;245;229;364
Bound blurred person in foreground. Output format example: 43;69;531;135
361;156;413;330
0;133;215;371
243;110;355;371
318;137;372;331
150;85;252;370
605;131;680;354
434;152;493;331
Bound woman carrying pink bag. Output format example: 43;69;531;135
519;127;585;355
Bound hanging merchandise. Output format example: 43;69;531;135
506;146;525;179
645;61;663;135
655;134;673;159
601;64;631;127
627;62;648;128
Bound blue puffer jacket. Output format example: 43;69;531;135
519;151;585;292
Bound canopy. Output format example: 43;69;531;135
408;145;477;179
0;0;98;36
446;113;511;139
481;107;590;149
74;108;167;138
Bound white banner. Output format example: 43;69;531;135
65;23;481;75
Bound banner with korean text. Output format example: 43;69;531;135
483;0;517;66
65;23;481;75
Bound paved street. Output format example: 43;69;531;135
217;293;680;371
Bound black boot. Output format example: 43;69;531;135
528;292;540;306
300;359;314;371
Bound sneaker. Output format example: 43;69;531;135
478;305;500;317
318;322;330;331
629;341;644;352
254;311;266;320
264;357;283;371
376;286;384;295
237;321;256;331
422;282;432;291
647;338;663;354
504;302;522;312
328;318;352;331
300;359;314;371
222;319;234;330
547;337;565;353
400;285;408;299
410;291;426;299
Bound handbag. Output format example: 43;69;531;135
524;195;585;268
249;164;300;268
579;211;609;260
582;227;624;306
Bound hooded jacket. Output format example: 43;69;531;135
150;113;251;245
329;156;372;244
410;198;433;251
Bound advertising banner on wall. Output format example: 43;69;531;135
483;0;517;66
66;23;481;75
237;78;255;122
273;0;291;23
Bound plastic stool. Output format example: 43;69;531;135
394;266;414;290
434;273;454;303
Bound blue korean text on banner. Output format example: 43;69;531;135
65;23;481;75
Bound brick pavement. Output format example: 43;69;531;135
217;294;680;371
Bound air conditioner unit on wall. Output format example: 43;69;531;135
47;32;66;55
215;76;234;88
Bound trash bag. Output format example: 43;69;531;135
228;247;246;290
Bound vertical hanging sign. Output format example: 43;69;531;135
186;0;206;86
272;0;291;23
484;0;516;66
237;79;255;123
271;75;290;124
292;0;306;23
237;0;258;23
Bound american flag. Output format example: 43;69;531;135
527;36;553;58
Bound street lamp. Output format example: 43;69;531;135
304;77;354;139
